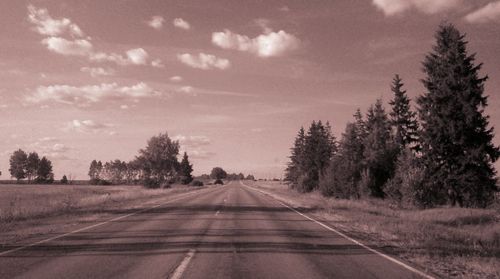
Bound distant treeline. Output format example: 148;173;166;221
88;132;194;188
285;23;499;208
87;133;255;188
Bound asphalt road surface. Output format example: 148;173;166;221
0;181;432;279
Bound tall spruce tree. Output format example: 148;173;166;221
417;23;499;207
389;75;419;150
299;121;336;192
285;127;305;188
362;100;397;198
320;122;363;198
179;152;194;184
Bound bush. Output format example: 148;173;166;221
90;178;111;186
142;178;160;188
384;149;425;207
214;179;224;185
190;180;204;187
60;175;69;184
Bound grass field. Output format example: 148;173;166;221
247;181;500;279
0;184;201;226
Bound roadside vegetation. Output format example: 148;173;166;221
285;23;499;209
279;23;499;278
0;184;203;228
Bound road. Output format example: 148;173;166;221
0;181;431;279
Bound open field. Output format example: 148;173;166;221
0;184;205;230
246;181;500;279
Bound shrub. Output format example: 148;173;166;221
384;148;425;207
190;180;204;187
61;175;68;184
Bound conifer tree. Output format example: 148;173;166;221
417;23;499;207
389;75;419;150
362;100;397;197
320;122;363;198
285;127;305;188
179;152;194;184
299;120;336;192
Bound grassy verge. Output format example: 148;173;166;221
0;184;205;230
246;181;500;279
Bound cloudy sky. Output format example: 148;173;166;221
1;0;500;179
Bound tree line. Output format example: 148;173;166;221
88;132;194;188
285;23;499;208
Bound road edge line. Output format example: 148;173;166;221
0;187;216;257
240;181;435;279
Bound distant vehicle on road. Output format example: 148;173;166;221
214;179;224;185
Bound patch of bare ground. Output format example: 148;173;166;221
0;184;208;248
246;181;500;279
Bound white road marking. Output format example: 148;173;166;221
0;188;215;257
170;249;196;279
240;181;435;279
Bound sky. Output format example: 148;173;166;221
1;0;500;180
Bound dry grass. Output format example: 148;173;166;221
248;181;500;279
0;184;201;226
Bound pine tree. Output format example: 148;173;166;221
179;152;194;184
299;120;336;192
320;122;363;198
389;75;419;150
362;100;398;198
354;108;367;141
417;23;499;207
285;127;305;188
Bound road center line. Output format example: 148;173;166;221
240;181;435;279
170;249;196;279
0;187;217;257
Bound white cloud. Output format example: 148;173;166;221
126;48;148;65
29;137;72;160
42;37;93;56
177;53;230;70
372;0;461;16
174;135;215;159
28;5;157;67
186;150;216;159
174;135;211;148
465;1;500;23
147;16;165;30
173;18;191;30
170;75;183;82
151;59;165;68
212;29;299;57
68;119;114;134
27;5;83;37
26;82;157;106
178;86;194;95
80;67;115;77
89;49;151;66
